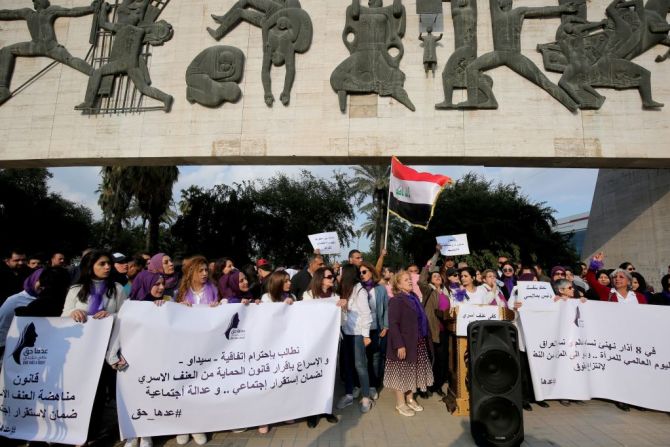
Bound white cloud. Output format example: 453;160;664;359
48;167;103;219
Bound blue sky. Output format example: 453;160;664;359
48;165;598;254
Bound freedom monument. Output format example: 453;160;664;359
0;0;669;270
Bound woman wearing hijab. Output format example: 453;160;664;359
0;267;43;356
214;257;235;298
222;270;256;304
148;252;179;298
176;256;219;305
14;267;71;318
358;261;388;401
385;270;433;417
129;270;171;302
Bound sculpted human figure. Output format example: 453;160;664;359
0;0;98;105
458;0;580;111
330;0;415;112
435;0;496;109
207;0;312;107
588;0;663;107
419;25;442;75
75;0;174;112
186;46;245;107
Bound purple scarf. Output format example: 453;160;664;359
183;283;219;305
318;287;334;298
361;279;375;291
23;268;44;297
149;253;178;289
402;292;429;338
502;276;516;295
129;270;162;301
454;288;468;302
88;280;107;315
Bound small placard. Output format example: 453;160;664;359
307;232;341;254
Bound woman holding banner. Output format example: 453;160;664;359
302;266;343;428
385;270;433;417
147;252;179;298
586;253;648;304
261;270;296;303
62;250;128;446
176;256;219;305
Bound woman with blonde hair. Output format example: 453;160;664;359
176;256;219;305
385;270;433;417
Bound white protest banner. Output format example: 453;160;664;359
520;300;670;410
307;232;341;254
516;281;556;309
436;234;470;256
116;300;341;439
0;317;114;444
456;304;500;336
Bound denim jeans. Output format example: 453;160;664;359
365;329;387;389
342;333;370;397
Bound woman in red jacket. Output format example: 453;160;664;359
586;252;647;304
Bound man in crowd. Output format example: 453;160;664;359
497;255;509;279
50;252;66;267
291;252;325;300
111;252;129;287
348;249;363;267
0;249;29;303
534;263;551;282
256;258;273;295
27;255;43;270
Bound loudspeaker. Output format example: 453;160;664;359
467;320;524;447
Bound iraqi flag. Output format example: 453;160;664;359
389;157;451;228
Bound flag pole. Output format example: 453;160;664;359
383;177;392;251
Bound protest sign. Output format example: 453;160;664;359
520;300;670;411
456;304;500;336
307;232;341;254
115;300;341;439
436;234;470;256
0;317;114;444
516;281;556;309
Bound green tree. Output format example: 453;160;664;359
399;173;577;270
351;164;390;254
0;168;94;257
98;166;179;253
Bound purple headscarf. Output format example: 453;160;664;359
218;272;232;298
130;270;163;301
224;271;253;303
23;268;44;297
149;253;178;289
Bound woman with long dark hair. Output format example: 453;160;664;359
336;264;373;413
61;249;127;445
261;270;296;303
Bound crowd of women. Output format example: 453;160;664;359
1;245;669;447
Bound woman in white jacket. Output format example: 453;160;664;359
336;264;373;413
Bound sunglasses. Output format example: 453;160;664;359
555;273;566;277
502;268;513;272
324;275;334;279
561;286;574;290
359;270;370;276
627;267;635;271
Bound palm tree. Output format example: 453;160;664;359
98;166;179;252
98;167;134;239
351;165;390;254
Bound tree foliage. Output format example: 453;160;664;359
350;165;390;255
172;170;355;267
0;169;93;257
98;166;179;252
399;173;577;270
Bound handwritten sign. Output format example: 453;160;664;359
436;234;470;256
520;300;670;411
116;300;340;439
307;232;341;255
516;281;555;309
456;304;500;336
0;317;113;444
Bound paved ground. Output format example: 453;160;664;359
8;389;668;447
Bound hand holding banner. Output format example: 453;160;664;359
436;234;470;256
307;232;341;254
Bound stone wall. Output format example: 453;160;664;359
1;0;669;167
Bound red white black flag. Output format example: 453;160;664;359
389;157;451;229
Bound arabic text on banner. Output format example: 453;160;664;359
516;281;555;310
0;317;114;445
307;232;341;255
456;304;500;336
115;300;340;439
520;300;670;411
436;234;470;256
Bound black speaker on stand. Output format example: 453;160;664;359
467;320;524;447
